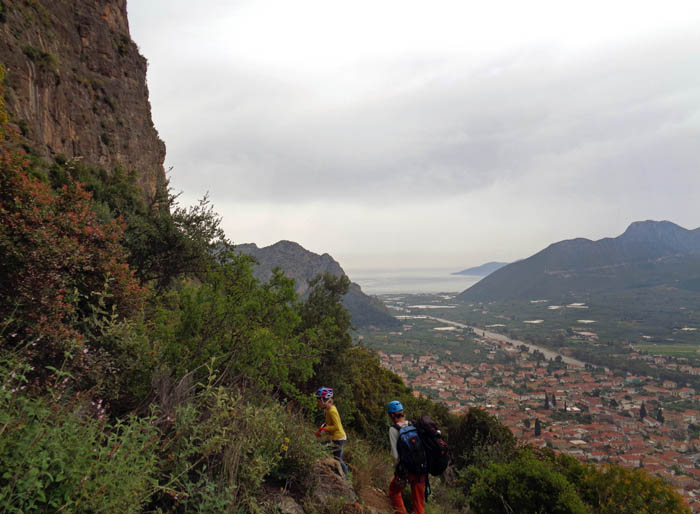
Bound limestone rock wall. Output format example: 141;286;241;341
0;0;165;195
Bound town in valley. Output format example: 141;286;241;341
360;293;700;510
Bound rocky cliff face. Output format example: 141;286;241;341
0;0;165;195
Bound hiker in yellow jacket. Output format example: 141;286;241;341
314;387;348;475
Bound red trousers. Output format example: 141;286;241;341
388;474;425;514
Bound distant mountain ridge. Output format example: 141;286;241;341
236;241;400;329
458;220;700;302
453;262;509;277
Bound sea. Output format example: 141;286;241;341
344;267;482;295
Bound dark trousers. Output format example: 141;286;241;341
325;439;347;475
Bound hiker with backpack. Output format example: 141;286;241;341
387;400;427;514
314;387;348;475
387;401;451;513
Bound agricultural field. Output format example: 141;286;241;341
634;343;700;357
359;292;700;388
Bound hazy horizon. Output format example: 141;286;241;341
128;1;700;270
345;266;482;295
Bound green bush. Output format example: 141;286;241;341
22;45;58;74
151;260;316;398
548;453;690;514
467;451;587;514
269;406;325;493
76;291;154;414
0;359;158;512
154;378;316;512
448;407;517;471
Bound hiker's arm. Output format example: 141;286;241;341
389;427;399;463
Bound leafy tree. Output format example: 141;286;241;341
124;189;230;290
153;257;315;398
448;407;516;470
298;273;353;391
656;408;665;424
339;345;407;444
47;159;231;291
468;452;587;514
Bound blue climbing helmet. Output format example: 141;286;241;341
316;387;334;400
387;400;404;414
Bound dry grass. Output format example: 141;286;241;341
346;440;394;497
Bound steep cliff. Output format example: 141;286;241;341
0;0;164;195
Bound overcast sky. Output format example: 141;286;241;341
128;0;700;271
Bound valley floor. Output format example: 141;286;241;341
360;293;700;511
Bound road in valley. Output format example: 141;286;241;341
427;316;587;368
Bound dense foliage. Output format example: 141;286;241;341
468;452;588;514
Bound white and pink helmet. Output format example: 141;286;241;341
315;387;334;400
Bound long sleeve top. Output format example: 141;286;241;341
324;405;347;441
389;420;409;463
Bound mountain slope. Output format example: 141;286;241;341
236;241;400;329
453;261;509;277
0;0;165;195
458;220;700;302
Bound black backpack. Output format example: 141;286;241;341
413;415;450;476
395;422;428;476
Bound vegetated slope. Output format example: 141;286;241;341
236;240;401;329
453;261;509;276
458;220;700;302
0;0;165;195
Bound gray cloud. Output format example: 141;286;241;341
148;32;699;204
129;3;700;267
